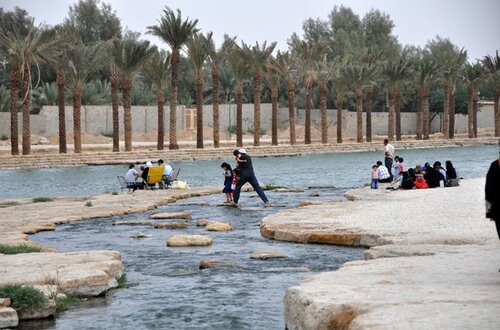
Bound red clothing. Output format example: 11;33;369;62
413;179;429;189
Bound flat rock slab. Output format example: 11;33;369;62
150;212;192;219
0;251;124;297
250;252;285;260
205;221;233;232
154;222;189;229
0;307;18;328
18;301;57;320
166;235;213;247
112;220;152;226
274;188;304;193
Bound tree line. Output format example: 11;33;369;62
0;0;499;155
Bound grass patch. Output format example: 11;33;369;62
0;284;48;310
111;191;118;195
0;244;42;254
33;197;53;203
116;274;134;289
85;201;92;207
0;134;8;141
262;183;286;191
56;295;80;312
0;201;20;208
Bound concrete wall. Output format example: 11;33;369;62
0;103;494;138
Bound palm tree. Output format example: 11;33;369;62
187;32;211;149
414;57;438;140
314;56;332;144
446;49;467;139
110;63;120;152
462;62;485;138
227;45;250;147
294;41;324;144
67;43;104;153
147;7;199;150
382;54;411;141
242;41;276;146
344;63;377;143
266;55;281;145
110;38;155;152
331;59;349;144
207;35;235;148
142;49;170;150
274;51;297;145
482;51;500;136
360;49;382;143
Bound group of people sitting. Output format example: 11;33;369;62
124;159;173;191
372;157;459;190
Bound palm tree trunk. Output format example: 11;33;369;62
73;83;82;154
449;93;456;139
212;68;220;148
467;86;474;138
271;86;278;145
319;84;327;144
473;92;479;138
388;87;396;141
395;88;402;141
57;68;67;154
287;78;296;145
305;81;312;145
443;80;450;139
253;71;261;146
22;63;31;155
495;89;500;137
10;64;19;155
422;87;430;140
236;84;243;147
169;50;180;150
123;79;132;152
365;85;373;143
416;93;422;140
196;73;204;149
111;67;120;152
336;94;343;143
356;89;363;143
157;88;165;150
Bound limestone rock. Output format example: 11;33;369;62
308;192;320;197
298;201;323;207
250;252;285;260
166;235;213;247
130;232;151;238
205;221;233;232
199;259;226;269
112;220;152;226
274;188;304;193
154;222;188;229
17;300;56;320
196;219;209;226
0;307;18;328
150;212;192;219
0;298;10;307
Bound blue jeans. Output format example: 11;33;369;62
233;174;268;203
371;179;378;189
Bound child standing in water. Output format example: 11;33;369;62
371;164;379;189
221;162;233;203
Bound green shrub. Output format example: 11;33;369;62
33;197;53;203
85;201;92;207
0;134;8;141
0;201;19;208
56;295;80;312
0;284;48;310
116;273;135;289
0;244;42;254
262;183;286;191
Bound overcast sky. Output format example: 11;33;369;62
1;0;499;62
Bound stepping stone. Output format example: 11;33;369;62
274;188;304;193
130;232;151;238
299;201;323;207
250;252;285;260
196;219;210;226
112;220;153;226
205;221;233;232
199;259;227;269
150;212;192;219
166;234;213;247
154;222;188;229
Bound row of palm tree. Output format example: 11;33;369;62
1;6;500;156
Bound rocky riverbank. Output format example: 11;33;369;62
0;187;219;327
261;178;500;329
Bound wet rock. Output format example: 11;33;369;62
199;259;227;269
17;300;56;320
299;201;323;207
130;232;151;238
166;235;213;247
0;307;18;328
308;192;320;197
205;221;233;232
196;219;210;226
250;252;285;260
274;188;304;193
112;220;152;226
150;212;192;220
154;222;188;229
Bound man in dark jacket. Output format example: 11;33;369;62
232;149;270;206
485;150;500;240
